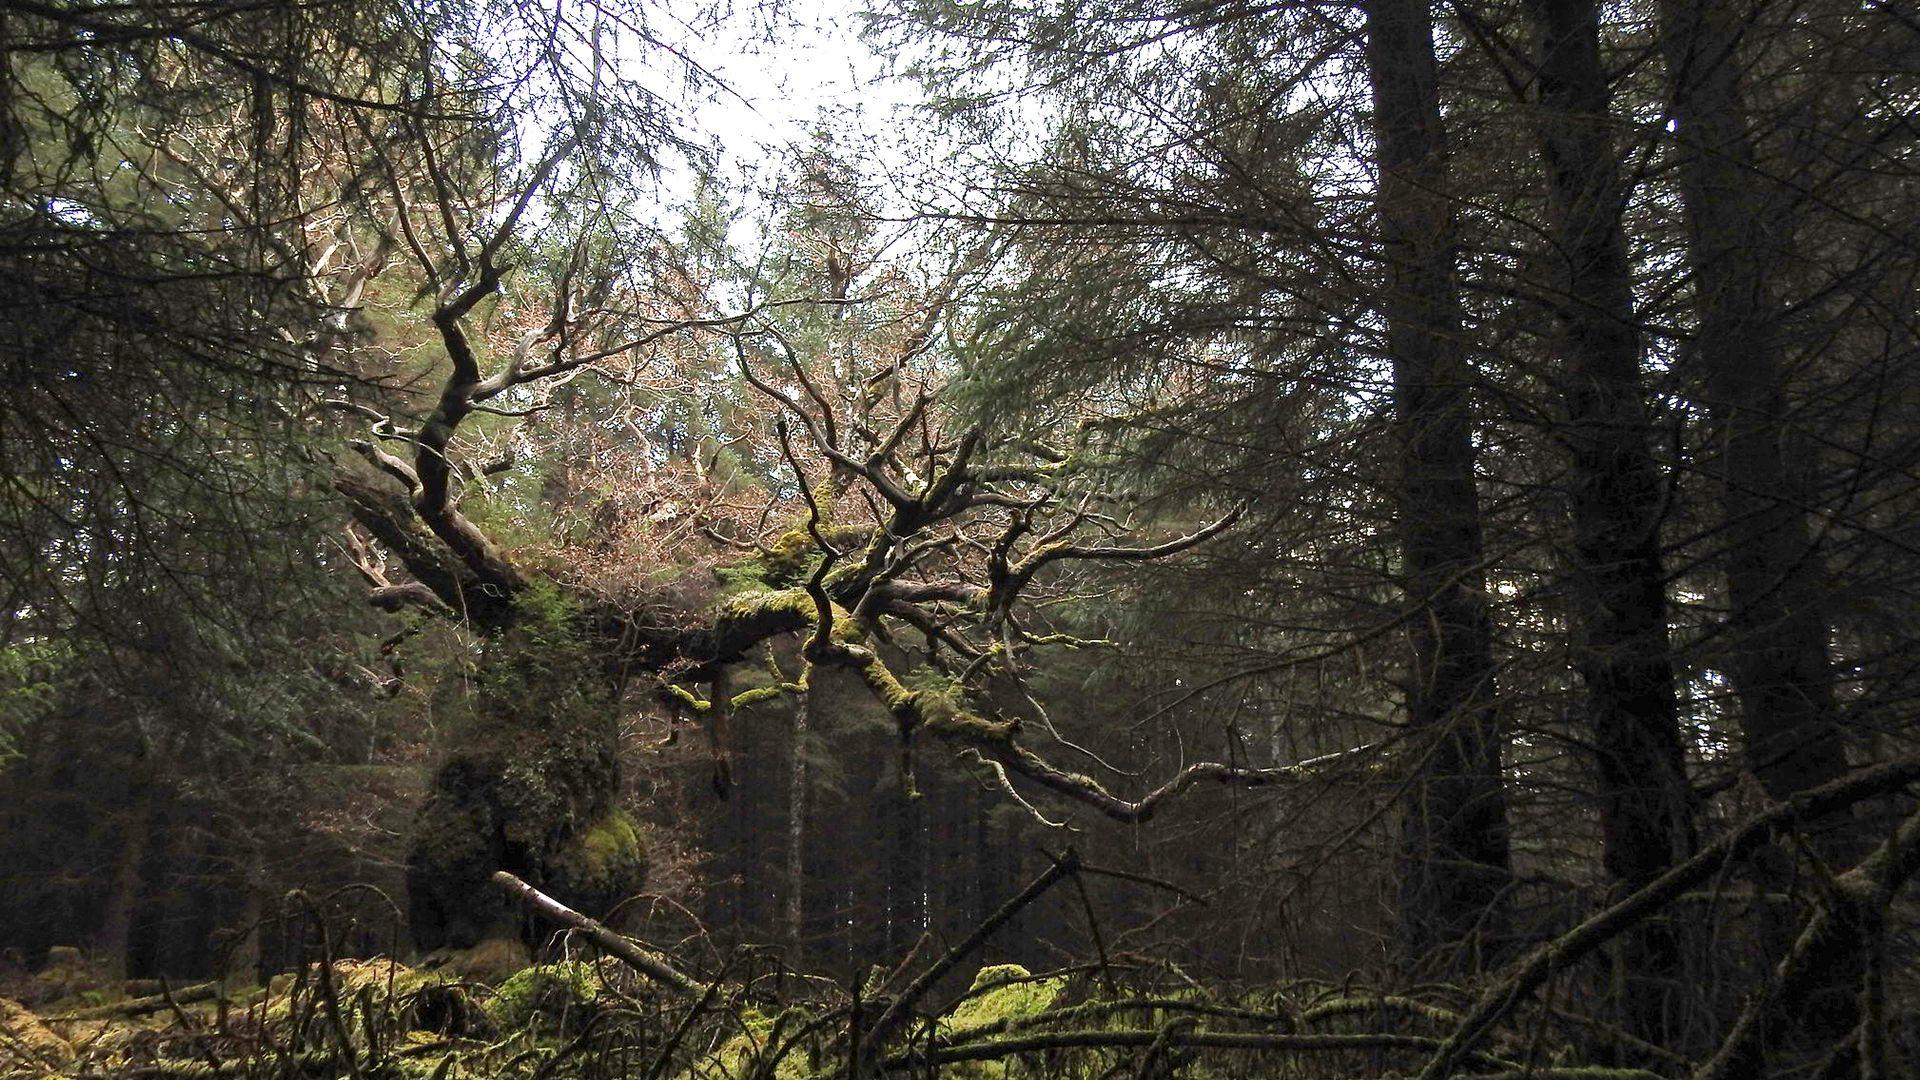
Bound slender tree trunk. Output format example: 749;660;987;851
881;765;923;958
96;791;153;981
226;845;266;985
1527;0;1699;1042
785;689;810;955
1364;0;1513;971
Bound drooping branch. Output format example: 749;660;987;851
809;638;1376;825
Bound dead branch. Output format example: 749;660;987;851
862;850;1080;1060
491;871;702;996
50;982;223;1022
1415;753;1920;1080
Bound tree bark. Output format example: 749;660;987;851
785;686;810;954
1658;0;1863;1047
1364;0;1513;970
1527;0;1699;1042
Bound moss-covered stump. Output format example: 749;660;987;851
407;589;648;951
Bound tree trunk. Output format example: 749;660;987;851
1364;0;1513;972
1658;0;1851;811
1527;0;1698;1043
95;791;153;981
1658;0;1861;1045
225;845;266;985
785;687;810;955
888;777;926;957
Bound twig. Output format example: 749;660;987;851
641;966;726;1080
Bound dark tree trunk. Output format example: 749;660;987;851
1658;0;1850;810
1659;0;1862;1044
886;775;925;957
1527;0;1699;1042
1364;0;1513;972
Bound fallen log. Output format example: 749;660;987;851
489;871;701;996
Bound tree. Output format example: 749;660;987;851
1365;0;1513;969
1524;0;1699;1037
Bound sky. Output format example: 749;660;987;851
692;1;900;156
658;1;922;193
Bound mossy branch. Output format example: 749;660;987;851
882;1027;1533;1073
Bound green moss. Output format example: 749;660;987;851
939;966;1068;1079
849;653;1010;742
548;810;648;905
0;996;73;1067
701;1005;821;1080
765;528;817;580
711;523;875;595
947;965;1066;1032
730;682;804;711
484;962;604;1035
407;602;644;950
261;959;466;1038
719;588;814;622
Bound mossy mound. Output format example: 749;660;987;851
946;965;1067;1036
261;958;479;1041
483;961;607;1036
546;811;647;908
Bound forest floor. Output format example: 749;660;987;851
0;871;1689;1080
0;944;1671;1080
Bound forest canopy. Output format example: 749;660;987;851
1;0;1918;1078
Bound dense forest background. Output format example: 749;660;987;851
1;0;1917;1076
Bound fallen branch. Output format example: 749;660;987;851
861;850;1079;1062
936;997;1296;1045
882;1027;1531;1072
1693;787;1920;1080
51;982;223;1021
490;871;702;996
1415;753;1920;1080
